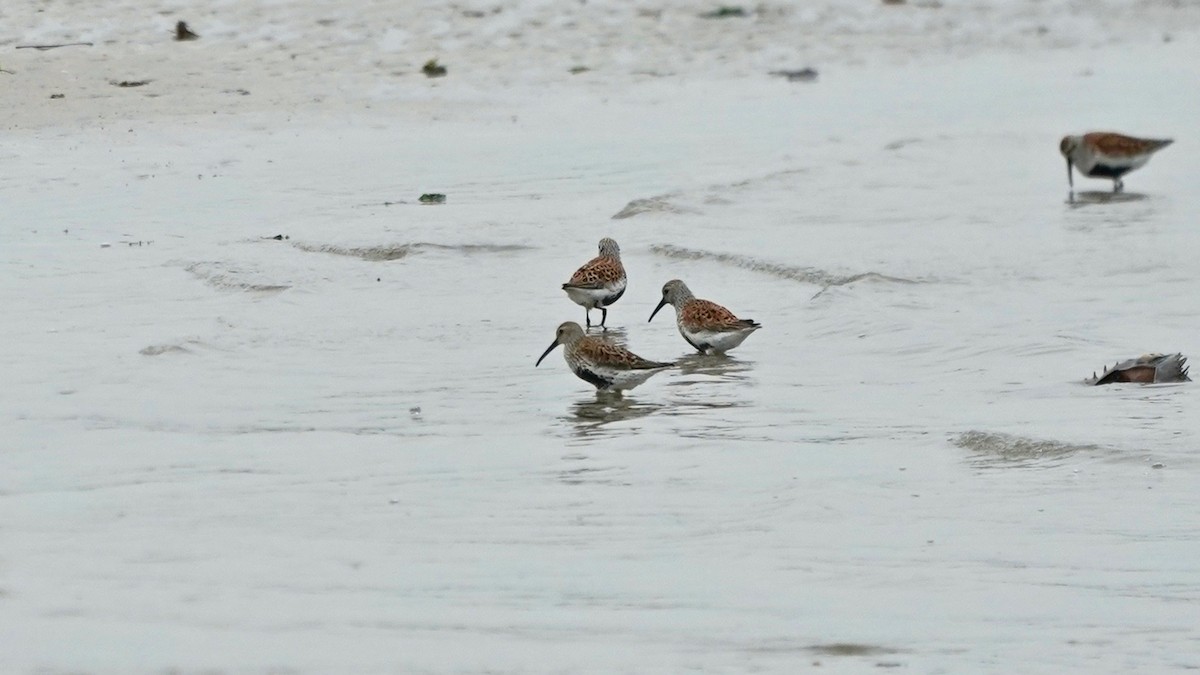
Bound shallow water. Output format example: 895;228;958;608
3;23;1200;675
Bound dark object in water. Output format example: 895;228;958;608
769;68;818;82
50;93;65;99
700;6;748;18
1086;353;1190;385
419;193;446;204
112;80;151;87
422;59;447;78
175;21;200;41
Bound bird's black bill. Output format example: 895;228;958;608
535;340;560;367
648;298;668;323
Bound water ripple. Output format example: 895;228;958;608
953;430;1105;468
292;241;533;261
611;195;699;219
183;261;291;292
650;244;919;288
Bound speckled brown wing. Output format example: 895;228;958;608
577;336;670;370
1084;132;1172;158
682;299;757;330
565;256;625;289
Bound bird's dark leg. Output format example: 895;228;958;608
585;309;591;328
1114;178;1124;193
600;307;608;330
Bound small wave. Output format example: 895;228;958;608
292;241;532;260
183;262;290;292
611;195;700;219
884;137;923;151
139;344;191;356
649;244;917;288
614;169;812;220
292;242;413;261
139;338;208;356
712;167;809;191
417;242;534;254
952;430;1101;466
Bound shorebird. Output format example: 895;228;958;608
1059;132;1173;192
536;321;672;392
562;238;626;329
648;279;761;354
1086;353;1190;385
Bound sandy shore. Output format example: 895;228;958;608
4;0;1197;130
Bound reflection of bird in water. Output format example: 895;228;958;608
673;352;755;381
1066;190;1149;207
566;396;664;439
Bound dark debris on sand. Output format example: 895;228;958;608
700;6;749;18
769;68;818;82
422;59;447;78
175;21;200;41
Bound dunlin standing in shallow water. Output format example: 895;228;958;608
1059;132;1173;193
648;279;761;354
562;238;626;329
1086;353;1190;385
536;321;672;392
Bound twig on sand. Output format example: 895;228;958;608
15;42;94;50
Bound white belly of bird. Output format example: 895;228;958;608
682;325;756;354
1107;153;1151;171
604;366;666;391
564;281;623;310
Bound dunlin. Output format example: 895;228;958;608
536;321;672;392
1086;353;1190;385
648;279;761;354
562;238;626;328
1059;132;1173;192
